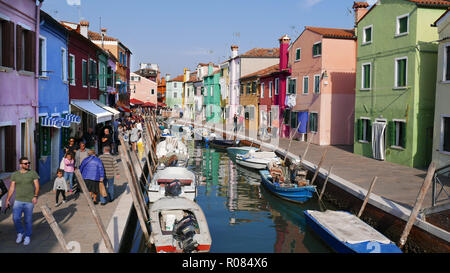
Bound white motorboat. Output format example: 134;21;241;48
148;167;197;202
149;196;212;253
235;150;280;170
156;136;189;167
226;146;260;160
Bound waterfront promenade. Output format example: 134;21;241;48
0;155;128;253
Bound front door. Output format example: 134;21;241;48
372;121;386;161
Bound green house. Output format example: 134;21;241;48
353;0;450;168
203;64;222;123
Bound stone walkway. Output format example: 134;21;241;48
0;155;128;253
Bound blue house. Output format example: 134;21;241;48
37;11;79;184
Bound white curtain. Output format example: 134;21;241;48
372;122;386;161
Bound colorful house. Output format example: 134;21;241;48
130;72;158;106
0;0;42;173
166;75;184;110
184;71;197;120
288;26;356;145
353;0;450;168
432;9;450;168
219;62;230;123
203;64;221;123
157;76;167;106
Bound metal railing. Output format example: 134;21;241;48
432;164;450;207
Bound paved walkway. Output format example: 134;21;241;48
0;155;129;253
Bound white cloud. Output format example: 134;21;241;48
66;0;81;6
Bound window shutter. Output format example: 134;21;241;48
16;24;22;71
388;121;396;146
401;122;407;147
30;30;36;72
367;120;372;142
2;21;14;67
357;119;363;141
5;126;16;172
446;46;450;81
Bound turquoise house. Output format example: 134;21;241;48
203;64;221;123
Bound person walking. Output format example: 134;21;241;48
64;137;78;155
99;146;120;205
79;149;105;204
5;157;40;246
82;127;96;150
233;113;238;133
75;142;89;169
101;128;113;154
129;123;139;153
53;169;68;206
63;152;75;194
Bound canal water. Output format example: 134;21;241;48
131;135;334;253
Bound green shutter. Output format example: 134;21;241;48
388;121;396;146
296;49;300;60
401;122;407;148
367;120;372;142
397;59;406;87
365;27;372;42
399;17;408;34
364;65;371;89
357;119;363;141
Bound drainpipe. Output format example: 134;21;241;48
34;0;43;172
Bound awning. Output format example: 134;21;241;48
41;116;61;128
117;105;131;113
157;102;167;107
65;114;81;124
70;99;113;123
94;100;120;119
142;102;156;107
130;98;144;105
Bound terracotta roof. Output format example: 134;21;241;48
241;48;280;58
167;75;184;82
88;30;118;42
241;64;279;80
186;75;197;82
305;26;356;39
353;1;370;8
407;0;450;7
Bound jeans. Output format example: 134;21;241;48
13;201;34;237
64;172;74;190
99;177;115;203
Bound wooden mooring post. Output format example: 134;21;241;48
310;147;329;186
41;205;70;253
74;169;114;253
398;161;436;249
299;136;312;166
318;165;334;202
357;176;378;218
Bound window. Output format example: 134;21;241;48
38;37;46;76
151;89;155;95
287;78;297;94
314;75;320;94
269;81;272;98
441;116;450;153
240;84;244;95
69;54;75;85
16;25;36;72
261;82;264;98
313;42;322;57
20;121;26;158
290;111;298;129
444;44;450;82
395;57;407;88
252;81;257;95
107;66;113;87
82;59;88;87
246;82;251;95
396;14;409;36
174;82;177;88
61;48;67;82
201;86;204;95
0;20;15;68
210;86;213;96
89;59;97;87
361;63;372;90
174;92;177;98
357;118;371;142
389;120;406;149
303;76;309;94
275;78;279;95
295;48;301;61
363;25;373;44
309;112;318;133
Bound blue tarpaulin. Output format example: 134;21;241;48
298;112;308;133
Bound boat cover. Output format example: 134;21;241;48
306;210;391;244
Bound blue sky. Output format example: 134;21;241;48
42;0;376;77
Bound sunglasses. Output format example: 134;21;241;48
21;162;30;165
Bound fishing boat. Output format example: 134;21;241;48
149;196;212;253
156;136;189;167
303;210;402;253
148;167;197;202
226;146;260;160
235;150;280;170
259;170;316;203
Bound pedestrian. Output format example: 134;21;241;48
5;157;40;246
101;128;113;154
233;113;238;133
129;123;139;153
63;152;75;194
82;127;96;150
99;146;120;205
112;119;119;155
53;169;68;206
79;149;105;204
75;141;89;169
64;137;78;155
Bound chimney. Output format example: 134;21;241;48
231;45;239;58
80;20;89;38
101;28;107;36
279;34;290;71
185;69;190;81
166;74;171;81
352;2;370;27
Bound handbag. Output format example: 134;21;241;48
59;158;66;170
0;179;8;199
99;181;108;197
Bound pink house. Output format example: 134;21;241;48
130;72;158;106
288;26;356;145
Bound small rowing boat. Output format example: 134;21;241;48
148;167;197;202
235;150;279;170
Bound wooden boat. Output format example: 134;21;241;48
156;136;189;167
209;138;239;149
235;150;279;170
149;196;212;253
303;210;402;253
148;167;197;202
226;146;260;160
259;170;316;203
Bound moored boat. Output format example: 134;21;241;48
149;196;212;253
148;167;197;202
226;146;260;160
235;150;280;170
259;170;316;203
303;210;402;253
156;136;189;167
209;138;239;149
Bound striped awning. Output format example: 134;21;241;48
65;114;81;123
41;116;61;128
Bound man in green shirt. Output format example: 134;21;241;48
6;157;40;246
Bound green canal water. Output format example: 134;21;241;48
131;138;334;253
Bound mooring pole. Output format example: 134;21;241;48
357;176;378;218
41;205;70;253
318;165;334;202
310;147;329;186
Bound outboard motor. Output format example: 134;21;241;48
173;214;199;253
165;179;182;197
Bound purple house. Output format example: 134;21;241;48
0;0;43;174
